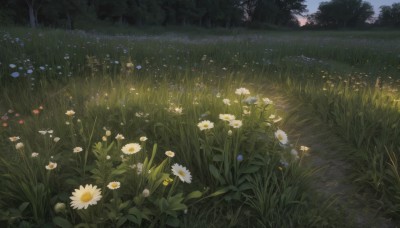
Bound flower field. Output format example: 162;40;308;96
0;28;399;227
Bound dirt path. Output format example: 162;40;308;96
264;85;398;228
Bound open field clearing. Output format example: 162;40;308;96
1;28;400;227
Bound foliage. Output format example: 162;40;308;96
377;3;400;28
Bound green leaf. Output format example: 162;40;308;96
209;164;225;184
212;154;224;162
116;216;127;228
18;202;29;212
53;216;73;228
166;216;180;227
240;166;260;174
208;187;230;197
185;191;202;201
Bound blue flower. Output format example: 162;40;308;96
10;72;20;78
237;154;243;162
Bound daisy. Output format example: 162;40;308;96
115;134;125;141
165;150;175;158
263;98;273;105
171;163;192;184
31;152;39;157
140;136;147;142
142;188;150;197
222;98;231;106
107;181;121;190
45;162;57;170
275;129;288;144
65;110;75;116
15;142;24;150
70;184;102;209
197;120;214;131
121;143;141;155
219;114;235;122
9;136;20;142
105;130;111;136
235;87;250;95
54;137;60;143
229;120;243;128
73;147;83;153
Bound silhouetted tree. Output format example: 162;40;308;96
377;3;400;27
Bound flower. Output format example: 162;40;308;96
32;109;40;115
102;136;107;141
228;130;233;136
131;163;143;174
243;96;258;104
171;163;192;184
73;147;83;153
163;177;173;186
54;202;66;214
229;120;243;128
54;137;60;143
11;72;20;78
197;120;214;131
31;152;39;157
263;98;273;105
165;151;175;158
45;162;57;170
140;136;148;142
105;130;111;136
126;62;134;68
107;181;121;190
9;136;20;142
15;142;24;150
300;146;310;152
222;98;231;106
275;130;288;144
106;155;111;160
142;188;150;197
70;184;102;209
121;143;141;155
219;114;235;122
237;154;244;161
65;110;75;116
235;87;250;95
115;134;125;141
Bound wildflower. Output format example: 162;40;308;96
136;65;142;70
18;120;24;125
106;155;111;160
229;120;243;128
15;142;24;150
263;98;273;105
243;96;258;104
73;147;83;153
219;114;235;122
45;162;57;170
235;88;250;95
65;110;75;116
300;146;310;152
9;136;20;142
228;130;233;136
243;110;251;115
70;184;102;210
2;123;8;127
65;121;70;125
121;143;141;155
126;62;134;68
32;109;40;115
140;136;148;142
142;188;150;197
237;154;244;161
115;134;125;141
197;120;214;131
131;163;143;174
275;130;288;144
107;181;121;190
102;136;107;141
222;98;231;106
31;152;39;157
9;64;16;68
171;163;192;184
11;72;20;78
163;177;173;186
165;151;175;158
54;202;66;214
54;137;60;143
105;130;111;136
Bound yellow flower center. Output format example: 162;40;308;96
111;183;118;188
80;192;93;203
49;164;54;169
128;147;135;152
178;170;186;177
204;124;208;128
278;135;283;141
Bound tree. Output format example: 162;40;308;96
313;0;374;28
377;3;400;27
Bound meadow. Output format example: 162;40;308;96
0;27;399;227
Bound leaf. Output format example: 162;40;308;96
18;202;29;212
240;166;260;174
209;164;225;184
208;187;230;197
212;154;224;162
53;216;73;228
166;217;180;227
185;191;202;201
116;216;127;228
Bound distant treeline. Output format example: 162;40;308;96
0;0;399;29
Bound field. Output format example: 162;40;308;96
0;28;400;227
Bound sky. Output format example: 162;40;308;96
299;0;399;25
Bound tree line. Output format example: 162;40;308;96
0;0;399;29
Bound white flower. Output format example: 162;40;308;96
275;129;288;144
300;146;310;152
131;163;143;174
65;110;75;116
73;147;83;153
70;184;102;209
54;137;60;143
9;136;20;142
106;155;111;160
105;130;111;136
9;64;16;68
107;181;121;190
229;120;243;128
228;130;233;136
197;120;214;131
126;62;134;68
235;87;250;95
121;143;141;155
263;98;273;105
142;188;150;197
222;98;231;106
140;136;148;142
171;163;192;184
115;134;125;141
102;136;107;141
54;202;66;213
219;114;235;122
31;152;39;157
45;161;57;170
165;151;175;158
15;142;24;150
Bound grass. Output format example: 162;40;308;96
0;27;399;227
